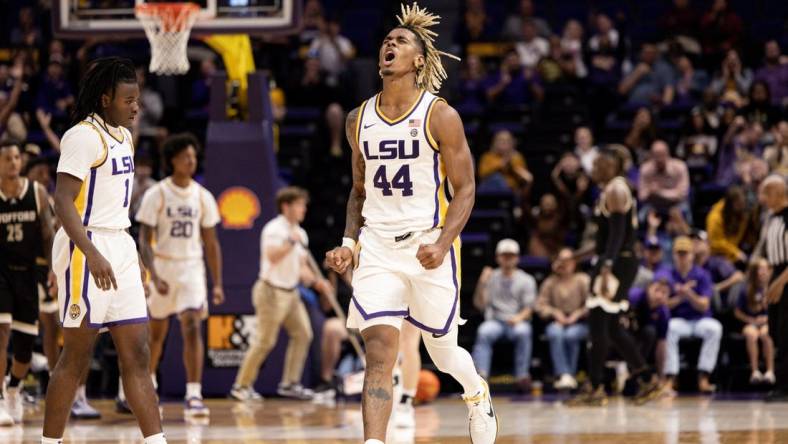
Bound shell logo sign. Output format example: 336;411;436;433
217;186;260;230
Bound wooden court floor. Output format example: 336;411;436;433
8;396;788;443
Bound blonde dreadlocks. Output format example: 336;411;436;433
396;2;460;94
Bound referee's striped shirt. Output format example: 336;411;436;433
765;207;788;276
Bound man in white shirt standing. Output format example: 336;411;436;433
230;187;325;401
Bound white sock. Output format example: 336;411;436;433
364;440;384;444
402;388;416;404
41;437;63;444
143;432;167;444
151;374;158;390
76;384;87;402
118;377;126;401
186;382;202;399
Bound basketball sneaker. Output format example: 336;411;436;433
184;397;210;417
394;401;415;429
229;385;263;402
115;396;133;414
0;400;12;426
632;378;662;406
71;396;101;420
277;383;314;400
462;379;498;444
565;384;608;407
5;387;23;423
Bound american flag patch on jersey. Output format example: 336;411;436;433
408;118;421;127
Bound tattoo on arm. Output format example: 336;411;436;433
344;106;366;240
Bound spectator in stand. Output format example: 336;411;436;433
35;57;73;126
629;279;671;379
673;55;708;107
710;49;752;103
477;129;533;195
472;239;537;390
561;20;587;79
0;63;25;142
551;152;589;231
634;235;668;290
536;248;590;390
586;13;624;132
10;7;42;47
706;186;750;264
694;233;746;309
618;43;676;107
190;58;218;114
527;193;566;259
734;259;775;385
287;57;345;158
501;0;551;40
624;107;658;163
699;0;743;69
35;109;60;152
454;0;495;51
739;81;780;129
764;121;788;175
538;36;581;84
574;126;598;176
677;108;718;171
638;140;690;219
133;66;167;149
717;117;764;187
299;0;324;44
754;40;788;107
659;0;700;41
515;20;549;70
455;55;487;113
483;50;544;107
307;17;355;87
662;236;722;394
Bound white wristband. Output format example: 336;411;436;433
341;237;357;251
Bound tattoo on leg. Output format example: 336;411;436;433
367;386;391;401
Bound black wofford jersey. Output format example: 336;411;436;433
0;179;41;267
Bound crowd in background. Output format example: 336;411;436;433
0;0;787;395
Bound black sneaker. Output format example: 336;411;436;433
115;397;133;414
565;384;607;407
632;379;662;406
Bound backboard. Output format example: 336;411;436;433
53;0;301;38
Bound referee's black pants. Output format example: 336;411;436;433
768;284;788;390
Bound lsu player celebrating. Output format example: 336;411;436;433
42;57;165;444
326;4;498;444
135;133;224;417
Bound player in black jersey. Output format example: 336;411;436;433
566;148;661;406
0;140;55;424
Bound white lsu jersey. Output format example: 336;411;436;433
57;114;136;229
135;178;221;261
356;90;452;237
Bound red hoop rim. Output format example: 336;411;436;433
135;2;200;32
134;2;201;16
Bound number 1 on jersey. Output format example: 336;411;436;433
373;164;413;197
123;178;130;208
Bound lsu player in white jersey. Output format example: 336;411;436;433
326;4;498;444
42;57;166;444
135;133;224;417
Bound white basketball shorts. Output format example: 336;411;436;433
52;227;148;329
147;256;208;320
347;227;462;335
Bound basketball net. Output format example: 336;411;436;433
135;3;200;75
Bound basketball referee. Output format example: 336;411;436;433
759;175;788;402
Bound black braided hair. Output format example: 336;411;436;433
71;57;137;126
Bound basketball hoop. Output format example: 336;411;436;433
135;2;201;75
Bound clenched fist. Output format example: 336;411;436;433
416;243;449;270
326;246;353;274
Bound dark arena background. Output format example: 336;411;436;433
0;0;787;442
